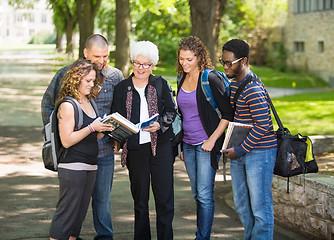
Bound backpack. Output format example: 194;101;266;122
42;96;98;171
155;76;182;158
177;69;230;119
155;76;182;136
200;68;230;119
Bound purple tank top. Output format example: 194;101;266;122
177;88;208;145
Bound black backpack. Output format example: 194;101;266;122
42;96;98;171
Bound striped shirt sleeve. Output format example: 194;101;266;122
230;73;277;157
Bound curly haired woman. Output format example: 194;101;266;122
176;36;233;239
49;59;113;240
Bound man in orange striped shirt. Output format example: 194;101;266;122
221;39;277;240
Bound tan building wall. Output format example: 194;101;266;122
285;0;334;86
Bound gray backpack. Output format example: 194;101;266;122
42;96;98;171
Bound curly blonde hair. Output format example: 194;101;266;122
176;36;213;76
56;59;100;106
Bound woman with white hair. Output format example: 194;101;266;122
112;41;176;240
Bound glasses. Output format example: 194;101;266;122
219;57;244;68
132;61;153;69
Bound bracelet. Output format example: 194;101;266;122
90;124;96;132
88;124;95;133
88;124;93;133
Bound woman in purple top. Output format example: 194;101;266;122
176;36;233;239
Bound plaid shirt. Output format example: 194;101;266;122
41;64;124;158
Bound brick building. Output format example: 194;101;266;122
285;0;334;86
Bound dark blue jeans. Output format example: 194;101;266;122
230;148;277;240
92;153;115;240
183;142;219;240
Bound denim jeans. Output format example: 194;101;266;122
92;153;115;240
230;148;277;240
183;142;219;240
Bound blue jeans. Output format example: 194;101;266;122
183;142;219;240
92;153;115;240
230;148;277;240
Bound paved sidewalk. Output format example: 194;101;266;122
0;154;311;240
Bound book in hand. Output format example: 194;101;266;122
101;112;159;143
136;113;159;129
222;122;253;150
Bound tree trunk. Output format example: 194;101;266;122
189;0;226;66
75;0;102;58
55;31;63;53
65;19;75;55
115;0;130;77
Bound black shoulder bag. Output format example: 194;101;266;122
232;76;318;192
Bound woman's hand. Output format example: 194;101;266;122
142;121;160;133
201;138;215;152
90;117;114;132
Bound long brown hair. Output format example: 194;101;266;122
176;36;213;76
56;59;99;106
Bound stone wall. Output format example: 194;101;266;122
272;174;334;240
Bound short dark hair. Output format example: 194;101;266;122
85;34;109;50
222;39;250;64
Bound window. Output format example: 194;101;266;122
28;13;35;23
16;13;23;22
316;0;325;10
305;0;311;11
318;41;324;53
325;0;332;9
41;13;47;23
293;41;305;52
294;0;312;13
272;42;280;51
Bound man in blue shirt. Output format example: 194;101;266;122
41;34;123;240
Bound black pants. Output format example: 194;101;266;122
49;168;96;240
127;141;174;240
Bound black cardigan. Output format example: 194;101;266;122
177;71;234;169
111;73;176;150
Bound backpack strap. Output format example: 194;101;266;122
201;69;222;119
62;96;83;130
90;98;99;117
155;76;163;100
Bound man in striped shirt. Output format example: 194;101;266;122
221;39;277;240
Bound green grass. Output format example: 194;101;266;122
216;65;329;88
271;91;334;135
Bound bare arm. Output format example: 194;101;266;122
58;102;113;148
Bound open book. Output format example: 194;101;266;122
101;112;159;143
222;122;253;150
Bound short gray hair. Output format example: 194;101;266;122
130;41;159;65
